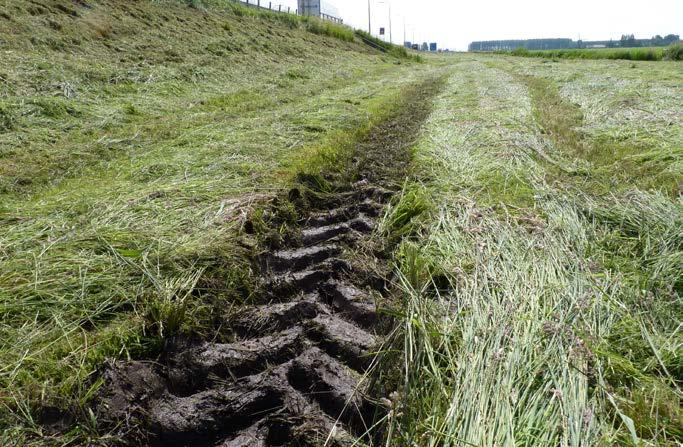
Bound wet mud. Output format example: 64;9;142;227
96;185;391;446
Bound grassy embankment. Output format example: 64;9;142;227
0;0;438;443
495;43;683;61
381;54;682;445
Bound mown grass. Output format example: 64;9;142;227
0;0;435;443
380;55;682;446
504;60;682;443
494;58;683;196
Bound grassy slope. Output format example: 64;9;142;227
0;0;439;441
384;54;682;445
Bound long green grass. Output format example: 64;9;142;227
182;0;357;44
301;16;355;42
664;43;683;60
354;29;422;61
501;46;668;61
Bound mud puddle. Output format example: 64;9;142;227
91;75;446;446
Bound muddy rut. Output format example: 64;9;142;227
93;76;445;446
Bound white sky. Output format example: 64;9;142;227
275;0;683;50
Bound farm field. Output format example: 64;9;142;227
1;1;681;446
385;54;682;446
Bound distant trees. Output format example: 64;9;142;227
621;34;637;47
662;34;680;44
617;33;679;48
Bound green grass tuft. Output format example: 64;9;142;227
382;184;433;242
664;42;683;60
302;16;354;42
0;103;17;132
31;97;82;119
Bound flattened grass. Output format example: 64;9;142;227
383;55;682;446
506;61;683;195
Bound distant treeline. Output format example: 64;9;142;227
469;34;680;52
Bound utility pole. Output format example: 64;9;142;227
368;0;371;34
388;3;392;44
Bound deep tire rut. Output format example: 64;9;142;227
97;186;393;447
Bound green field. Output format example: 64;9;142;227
1;1;681;445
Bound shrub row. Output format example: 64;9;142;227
499;44;683;61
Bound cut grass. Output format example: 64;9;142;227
382;55;682;446
1;1;680;445
0;0;438;443
497;59;683;195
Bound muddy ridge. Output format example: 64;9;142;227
93;76;445;446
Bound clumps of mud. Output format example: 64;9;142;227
95;184;395;447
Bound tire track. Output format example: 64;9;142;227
97;186;390;447
93;75;446;446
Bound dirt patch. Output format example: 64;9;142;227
352;78;445;187
89;75;446;446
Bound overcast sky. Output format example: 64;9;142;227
275;0;683;50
